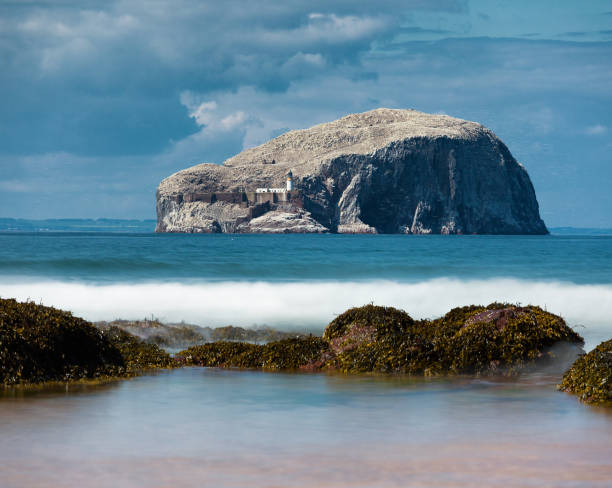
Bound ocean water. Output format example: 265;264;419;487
1;232;611;349
2;232;612;487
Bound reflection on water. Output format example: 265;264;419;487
1;368;611;487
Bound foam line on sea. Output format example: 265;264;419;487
2;278;610;350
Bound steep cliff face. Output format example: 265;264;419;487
156;108;547;234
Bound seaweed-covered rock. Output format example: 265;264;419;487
429;304;584;375
559;339;612;404
319;303;583;374
0;299;178;385
176;303;584;376
322;305;430;373
323;304;415;341
0;298;125;384
178;341;259;367
97;319;210;350
101;326;175;371
210;325;310;343
177;337;328;370
95;319;310;349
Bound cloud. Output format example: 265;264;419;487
0;2;406;156
1;1;612;226
560;31;587;37
180;94;251;134
186;100;218;127
399;26;452;34
585;124;607;135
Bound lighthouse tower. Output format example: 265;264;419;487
286;170;294;191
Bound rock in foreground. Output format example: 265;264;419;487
176;303;583;375
176;337;327;370
95;319;311;349
1;298;173;385
559;339;612;404
157;108;547;234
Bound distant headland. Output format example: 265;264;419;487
156;108;547;234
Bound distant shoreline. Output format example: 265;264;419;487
0;218;156;233
1;218;611;236
0;218;611;235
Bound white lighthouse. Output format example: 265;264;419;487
286;170;294;191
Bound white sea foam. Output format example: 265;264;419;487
2;278;611;349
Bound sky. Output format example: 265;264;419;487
0;0;611;227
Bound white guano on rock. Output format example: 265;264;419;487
156;108;547;234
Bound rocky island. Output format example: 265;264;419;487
156;108;547;234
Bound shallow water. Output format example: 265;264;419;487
1;368;611;487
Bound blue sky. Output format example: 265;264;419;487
0;0;611;227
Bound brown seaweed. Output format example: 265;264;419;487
559;339;612;404
1;298;175;386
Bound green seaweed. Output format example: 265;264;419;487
430;304;584;374
2;298;587;385
1;298;176;386
323;304;415;341
177;337;327;370
559;339;612;404
322;305;431;373
178;341;260;367
0;298;125;384
101;326;175;371
177;303;584;376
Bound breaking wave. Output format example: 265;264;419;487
2;278;611;349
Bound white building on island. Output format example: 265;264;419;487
256;170;294;193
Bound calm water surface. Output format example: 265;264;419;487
1;368;611;487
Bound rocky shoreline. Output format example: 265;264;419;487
1;298;610;404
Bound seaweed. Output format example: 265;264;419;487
2;298;587;384
322;305;430;373
96;319;210;349
210;325;310;343
323;304;415;342
0;298;125;385
322;303;583;375
1;298;176;386
559;339;612;404
430;304;584;374
176;337;327;370
101;326;176;371
177;341;260;367
95;319;310;349
174;303;583;376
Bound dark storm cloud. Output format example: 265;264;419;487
0;0;467;156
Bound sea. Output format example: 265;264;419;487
1;227;611;487
0;230;611;349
